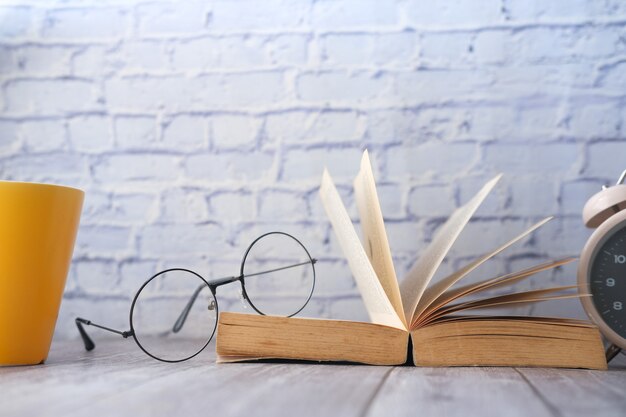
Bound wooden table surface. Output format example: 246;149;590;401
2;338;625;417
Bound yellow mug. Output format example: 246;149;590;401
0;181;83;365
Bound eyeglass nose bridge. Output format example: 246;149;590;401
209;275;242;289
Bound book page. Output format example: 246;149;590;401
423;257;576;320
417;286;582;326
319;169;406;330
354;150;406;326
400;174;502;324
411;216;553;325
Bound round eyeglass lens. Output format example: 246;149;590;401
130;269;218;362
241;232;315;317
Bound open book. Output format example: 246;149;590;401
216;151;607;369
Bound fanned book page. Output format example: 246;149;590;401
354;150;405;327
319;169;405;330
411;217;553;325
400;174;502;324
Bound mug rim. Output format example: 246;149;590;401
0;180;84;195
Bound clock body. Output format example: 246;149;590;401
578;208;626;349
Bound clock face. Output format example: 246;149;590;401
589;225;626;339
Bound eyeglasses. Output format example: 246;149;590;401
75;231;317;362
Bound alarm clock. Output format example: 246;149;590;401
578;170;626;362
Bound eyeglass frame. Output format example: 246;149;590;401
75;231;317;363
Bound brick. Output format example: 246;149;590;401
312;0;398;29
597;61;626;89
210;0;309;31
405;0;503;26
575;26;626;58
514;28;576;62
393;70;493;103
258;190;307;220
407;184;456;217
112;41;170;71
281;147;363;182
365;109;421;143
449;218;529;258
0;47;17;74
118;260;159;295
100;193;158;224
74;225;132;257
171;38;220;71
105;76;200;112
321;32;416;67
586;142;626;179
93;154;180;183
219;72;287;107
13;46;75;76
0;6;32;37
80;191;110;224
567;102;621;139
218;36;271;69
534;216;589;257
211;114;260;150
268;35;309;66
504;0;626;21
140;223;225;257
327;297;369;322
160;189;208;223
68;115;113;153
162;115;208;151
509;176;559;216
0;120;21;155
297;71;391;102
114;116;157;149
208;191;256;220
75;260;118;293
106;73;287;111
473;30;510;64
2;153;88;182
42;7;130;39
137;2;209;34
384;220;426;253
514;105;561;141
482;143;581;176
420;32;473;67
375;182;405;219
462;106;517;141
457;175;508;216
493;63;595;91
5;79;102;114
385;142;479;179
561;180;605;216
265;110;365;144
71;46;112;77
20;119;67;152
185;151;275;182
413;108;470;141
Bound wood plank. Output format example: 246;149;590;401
1;339;203;417
3;340;626;417
62;360;391;417
2;339;390;417
367;366;556;417
516;361;626;417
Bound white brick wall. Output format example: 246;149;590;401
0;0;624;340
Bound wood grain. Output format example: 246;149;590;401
1;339;625;417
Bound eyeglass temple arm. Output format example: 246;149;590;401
172;283;213;333
172;258;317;333
75;317;133;351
